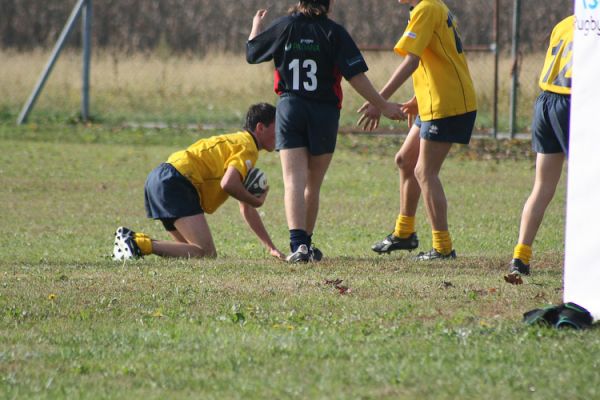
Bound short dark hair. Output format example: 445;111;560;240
244;103;276;133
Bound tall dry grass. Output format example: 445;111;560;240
0;49;543;131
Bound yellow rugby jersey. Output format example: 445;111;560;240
167;131;259;214
394;0;477;120
539;15;574;95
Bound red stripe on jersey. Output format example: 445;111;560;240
332;66;343;109
274;69;283;95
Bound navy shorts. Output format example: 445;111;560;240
531;91;570;154
416;111;477;144
144;163;203;231
276;94;340;155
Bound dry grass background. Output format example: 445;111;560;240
1;49;543;132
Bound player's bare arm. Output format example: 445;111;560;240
249;8;269;40
221;166;267;208
348;73;405;131
238;202;285;260
357;53;420;130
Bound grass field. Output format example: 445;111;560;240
0;50;543;132
2;121;599;399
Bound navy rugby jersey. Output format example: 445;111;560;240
246;13;368;108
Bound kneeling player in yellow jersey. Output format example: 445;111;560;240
111;103;285;260
506;15;574;280
358;0;477;260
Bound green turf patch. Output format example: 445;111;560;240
1;128;588;400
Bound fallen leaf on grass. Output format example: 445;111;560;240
503;274;523;285
337;286;352;295
324;279;352;295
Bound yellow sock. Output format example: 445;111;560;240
393;215;416;239
134;232;153;256
513;244;532;265
432;230;453;255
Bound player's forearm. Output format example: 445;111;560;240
380;54;420;99
221;168;261;207
348;73;389;110
249;26;261;40
227;186;261;208
249;9;267;40
240;204;277;250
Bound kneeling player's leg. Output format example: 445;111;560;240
167;229;188;243
152;214;217;258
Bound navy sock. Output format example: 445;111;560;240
289;229;309;252
307;234;313;248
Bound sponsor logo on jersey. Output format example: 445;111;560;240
405;31;417;39
284;42;321;52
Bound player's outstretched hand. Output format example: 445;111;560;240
357;102;381;131
400;96;418;128
269;247;286;260
380;101;406;122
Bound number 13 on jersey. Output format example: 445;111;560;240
289;59;318;91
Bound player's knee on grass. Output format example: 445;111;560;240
188;244;217;258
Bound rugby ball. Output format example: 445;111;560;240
244;168;267;196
